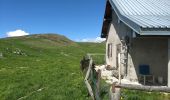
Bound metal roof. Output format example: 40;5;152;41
109;0;170;35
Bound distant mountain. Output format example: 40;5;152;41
4;33;76;46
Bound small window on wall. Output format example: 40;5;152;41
108;43;112;58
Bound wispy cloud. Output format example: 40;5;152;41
6;29;29;37
79;37;106;43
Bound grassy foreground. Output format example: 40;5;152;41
0;34;105;100
0;34;170;100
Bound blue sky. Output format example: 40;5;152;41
0;0;106;41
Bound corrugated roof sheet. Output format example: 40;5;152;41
109;0;170;34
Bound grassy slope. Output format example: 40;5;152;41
1;34;169;100
0;34;105;100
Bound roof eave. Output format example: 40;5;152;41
108;0;141;34
140;31;170;35
101;0;170;38
101;0;112;38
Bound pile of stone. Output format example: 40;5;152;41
13;48;27;56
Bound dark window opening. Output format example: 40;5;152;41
108;43;112;58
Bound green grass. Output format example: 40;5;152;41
0;34;105;100
121;89;170;100
0;34;170;100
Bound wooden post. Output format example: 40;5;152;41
115;84;170;92
144;76;146;85
110;84;121;100
95;70;101;100
84;58;95;100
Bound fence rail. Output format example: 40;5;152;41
81;53;105;100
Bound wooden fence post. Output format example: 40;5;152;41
110;84;121;100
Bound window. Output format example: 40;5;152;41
108;43;112;58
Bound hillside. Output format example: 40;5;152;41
0;34;105;100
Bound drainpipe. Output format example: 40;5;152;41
124;36;130;77
125;44;129;77
118;53;121;83
168;39;170;87
121;39;128;77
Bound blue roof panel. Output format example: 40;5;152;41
110;0;170;29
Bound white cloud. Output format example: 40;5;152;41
79;37;106;43
6;29;29;37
